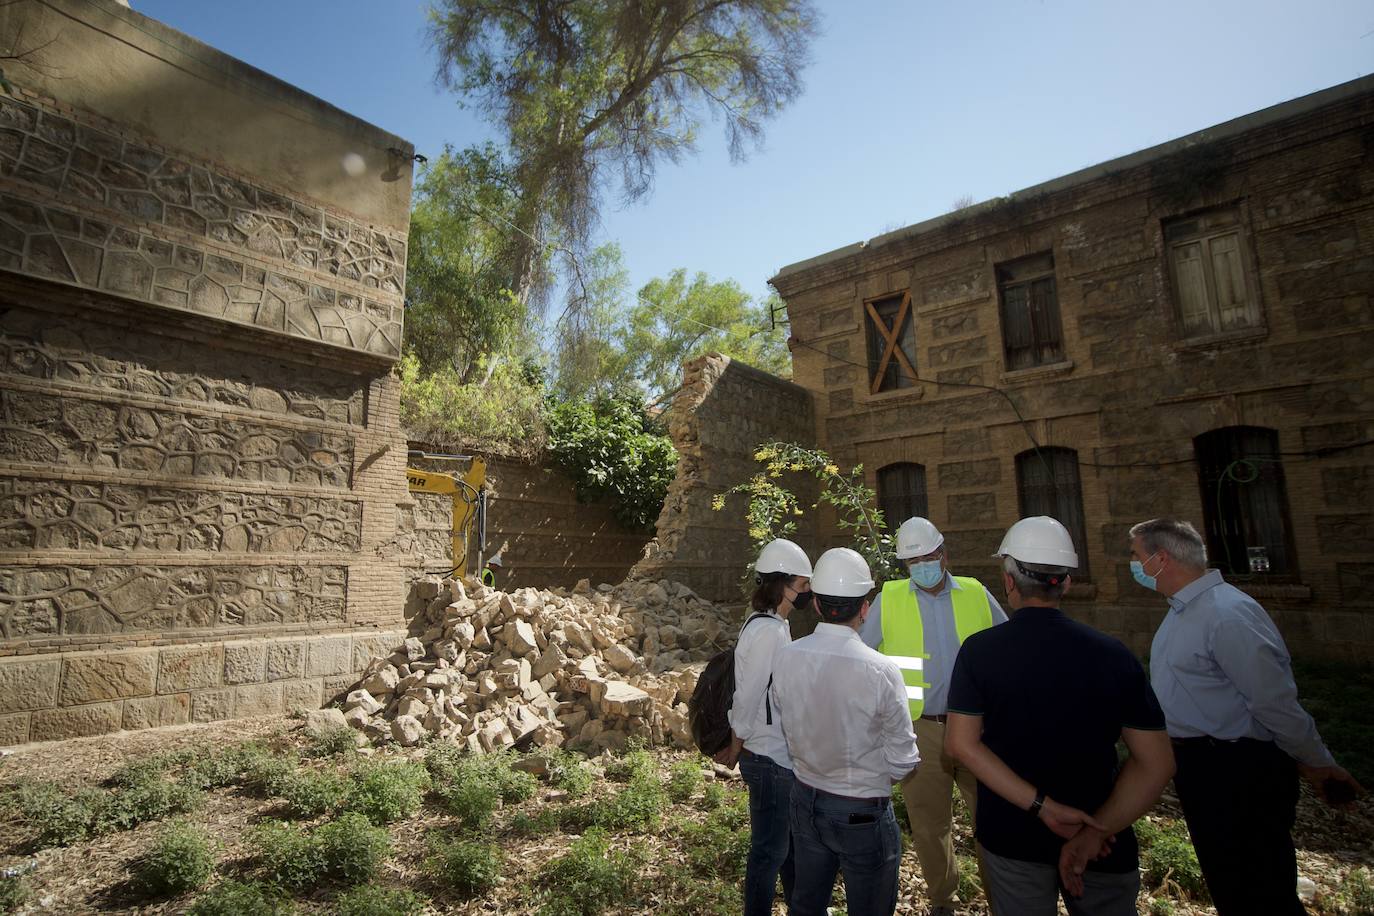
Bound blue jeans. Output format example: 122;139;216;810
789;780;902;916
739;750;796;916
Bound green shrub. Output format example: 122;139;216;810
1141;829;1208;901
593;772;664;833
1148;900;1176;916
891;785;911;835
604;748;656;783
109;755;171;789
243;750;301;798
179;749;245;791
135;819;216;896
678;797;750;882
335;883;427;916
278;769;350;819
0;874;29;912
250;821;324;892
314;813;391;885
659;876;741;916
188;880;294;916
346;760;429;825
428;746;535;827
665;761;702;803
510;807;562;837
438;777;502;830
11;781;103;847
535;828;641;915
95;776;201;833
1338;867;1374;913
699;783;727;811
306;724;359;758
426;834;502;899
956;853;982;903
543;748;595;798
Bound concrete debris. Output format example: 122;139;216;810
337;577;728;753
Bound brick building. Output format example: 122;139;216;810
771;75;1374;661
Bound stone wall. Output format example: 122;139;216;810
400;454;655;594
631;354;819;604
772;76;1374;662
0;0;415;744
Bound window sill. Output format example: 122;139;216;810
999;359;1074;385
1172;326;1267;351
865;383;925;403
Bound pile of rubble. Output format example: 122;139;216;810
338;577;739;754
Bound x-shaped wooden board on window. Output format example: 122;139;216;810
864;291;919;394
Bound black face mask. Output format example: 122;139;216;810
791;590;816;614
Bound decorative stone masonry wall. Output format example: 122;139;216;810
630;354;820;604
0;0;417;743
399;453;655;593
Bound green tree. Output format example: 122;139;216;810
404;144;531;381
428;0;819;314
550;243;636;400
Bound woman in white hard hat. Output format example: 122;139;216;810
722;537;813;916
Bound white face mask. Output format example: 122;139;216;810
909;559;944;589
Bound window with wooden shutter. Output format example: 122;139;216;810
1165;208;1261;337
1015;447;1090;578
1194;427;1296;578
997;253;1065;371
877;463;928;531
864;291;917;393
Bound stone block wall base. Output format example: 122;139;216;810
0;630;407;746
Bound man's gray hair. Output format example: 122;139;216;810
1129;518;1207;568
1002;556;1069;603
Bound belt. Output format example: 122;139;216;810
1171;736;1273;750
919;714;948;724
797;780;890;805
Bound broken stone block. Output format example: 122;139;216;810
506;619;538;657
344;689;383;715
403;637;426;662
391;715;425;746
600;681;652;719
362;665;399;696
304;707;347;732
603;644;638;674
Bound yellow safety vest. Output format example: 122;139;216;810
878;576;994;719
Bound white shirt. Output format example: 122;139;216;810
771;622;920;798
728;610;793;767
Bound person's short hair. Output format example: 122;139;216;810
1129;518;1207;568
1002;556;1069;603
751;572;790;613
814;593;863;623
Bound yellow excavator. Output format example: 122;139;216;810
405;452;488;580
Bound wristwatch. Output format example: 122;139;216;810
1029;791;1046;816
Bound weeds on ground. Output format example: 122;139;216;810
425;834;502;899
574;769;665;833
891;785;910;835
700;783;727;811
304;725;359;759
9;781;107;846
542;748;595;798
243;749;302;798
665;761;702;802
134;819;216;896
9;770;200;848
250;812;390;891
956;853;982;903
1139;818;1208;901
345;760;429;825
278;768;350;820
427;745;534;828
1334;866;1374;914
187;879;294;915
0;874;29;912
1148;899;1176;915
250;821;324;892
334;883;427;915
510;807;561;837
658;876;741;916
604;748;656;783
534;827;641;916
676;794;750;881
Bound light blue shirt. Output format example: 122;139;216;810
1149;569;1334;767
859;572;1007;716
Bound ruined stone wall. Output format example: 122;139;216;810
631;355;819;604
774;77;1374;662
400;453;655;594
0;0;415;744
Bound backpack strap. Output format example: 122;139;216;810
739;611;776;725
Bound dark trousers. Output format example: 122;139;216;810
789;780;901;916
1172;737;1305;916
739;750;795;916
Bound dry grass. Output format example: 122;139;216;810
0;716;1370;915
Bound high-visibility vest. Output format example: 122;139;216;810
879;576;994;719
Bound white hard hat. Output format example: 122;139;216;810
755;538;813;578
993;516;1079;569
487;550;504;567
811;547;875;598
894;517;944;560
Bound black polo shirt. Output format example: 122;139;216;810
947;606;1165;872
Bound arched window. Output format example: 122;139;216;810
877;462;928;531
1194;427;1295;577
1015;447;1090;578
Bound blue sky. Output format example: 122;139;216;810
135;0;1374;306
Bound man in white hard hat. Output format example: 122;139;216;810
1129;517;1363;915
859;517;1005;916
944;517;1176;916
772;548;919;916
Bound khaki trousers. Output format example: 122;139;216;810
900;716;983;909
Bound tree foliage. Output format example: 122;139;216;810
403;144;531;380
427;0;818;313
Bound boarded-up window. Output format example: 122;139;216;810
997;253;1064;371
1015;447;1090;578
1194;427;1296;577
877;462;928;531
1165;208;1260;336
865;291;917;392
